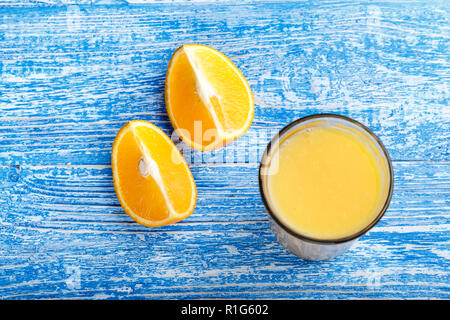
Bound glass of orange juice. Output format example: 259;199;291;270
259;114;393;260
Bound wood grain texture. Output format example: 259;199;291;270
0;1;449;299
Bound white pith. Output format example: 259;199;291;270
183;45;225;139
166;44;254;151
112;121;196;227
130;122;178;218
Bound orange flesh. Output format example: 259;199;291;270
166;44;254;150
167;50;219;149
134;125;194;214
112;121;196;227
114;128;169;221
193;47;251;131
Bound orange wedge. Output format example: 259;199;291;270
165;44;254;151
111;120;196;227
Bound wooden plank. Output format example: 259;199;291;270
0;2;449;166
0;1;448;300
0;161;449;299
1;161;449;226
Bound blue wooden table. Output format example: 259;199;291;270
0;0;449;299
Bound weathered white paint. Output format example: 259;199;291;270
0;0;448;299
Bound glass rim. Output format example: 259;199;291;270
258;113;394;245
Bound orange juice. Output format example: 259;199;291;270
265;119;391;241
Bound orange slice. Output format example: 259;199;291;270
111;120;196;227
165;44;254;151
